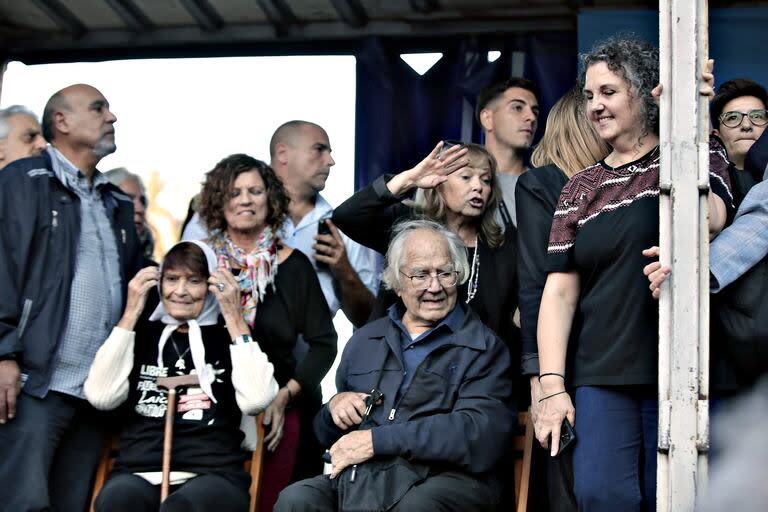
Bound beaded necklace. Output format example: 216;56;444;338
465;237;480;304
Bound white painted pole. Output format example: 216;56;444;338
657;1;710;511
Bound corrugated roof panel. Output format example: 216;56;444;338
133;0;197;26
0;0;60;31
295;0;339;20
362;0;408;19
58;0;124;29
214;0;269;24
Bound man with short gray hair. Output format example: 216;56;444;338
276;219;515;511
105;167;156;262
0;105;47;169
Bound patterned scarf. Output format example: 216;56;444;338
208;227;278;327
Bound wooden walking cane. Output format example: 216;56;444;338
156;374;200;502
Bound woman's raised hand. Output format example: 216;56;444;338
651;58;715;105
386;141;469;196
118;266;160;330
209;268;241;319
700;58;715;97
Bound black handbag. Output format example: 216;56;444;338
336;455;431;512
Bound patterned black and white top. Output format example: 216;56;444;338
545;141;733;387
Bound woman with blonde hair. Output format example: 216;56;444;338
333;141;518;351
515;85;610;512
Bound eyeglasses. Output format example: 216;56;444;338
719;109;768;128
400;270;459;290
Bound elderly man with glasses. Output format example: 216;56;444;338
275;218;515;512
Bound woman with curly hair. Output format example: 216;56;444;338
535;38;733;510
516;85;610;512
198;154;337;511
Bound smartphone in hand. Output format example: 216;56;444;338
317;218;332;237
557;418;576;455
316;219;332;269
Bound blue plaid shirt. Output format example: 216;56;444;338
711;169;768;292
47;147;123;398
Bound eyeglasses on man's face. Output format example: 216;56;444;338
719;109;768;128
400;270;459;290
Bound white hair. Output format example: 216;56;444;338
0;105;39;140
381;218;469;292
104;167;147;198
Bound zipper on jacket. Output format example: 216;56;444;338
18;299;33;339
51;209;58;228
121;228;126;244
386;344;456;423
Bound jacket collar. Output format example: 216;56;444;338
373;302;490;361
47;146;109;192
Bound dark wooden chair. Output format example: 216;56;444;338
513;410;534;512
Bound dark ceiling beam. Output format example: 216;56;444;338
6;15;575;58
179;0;224;32
329;0;369;28
409;0;441;14
31;0;87;38
257;0;299;36
104;0;154;31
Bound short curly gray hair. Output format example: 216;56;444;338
381;218;469;292
579;37;660;141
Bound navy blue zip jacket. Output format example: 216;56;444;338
0;151;143;397
314;304;515;474
746;128;768;179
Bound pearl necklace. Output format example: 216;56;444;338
466;237;480;304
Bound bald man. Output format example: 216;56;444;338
0;105;47;169
0;84;143;511
269;120;378;328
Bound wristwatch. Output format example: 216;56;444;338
233;334;253;345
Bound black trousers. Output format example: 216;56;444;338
95;473;249;512
291;387;325;482
274;469;501;512
0;391;107;512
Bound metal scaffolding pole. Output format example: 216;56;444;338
657;1;710;510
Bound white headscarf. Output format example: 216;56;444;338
150;240;220;402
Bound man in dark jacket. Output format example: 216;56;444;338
0;83;143;511
275;219;515;511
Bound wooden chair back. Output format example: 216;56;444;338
89;412;266;512
513;410;534;512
